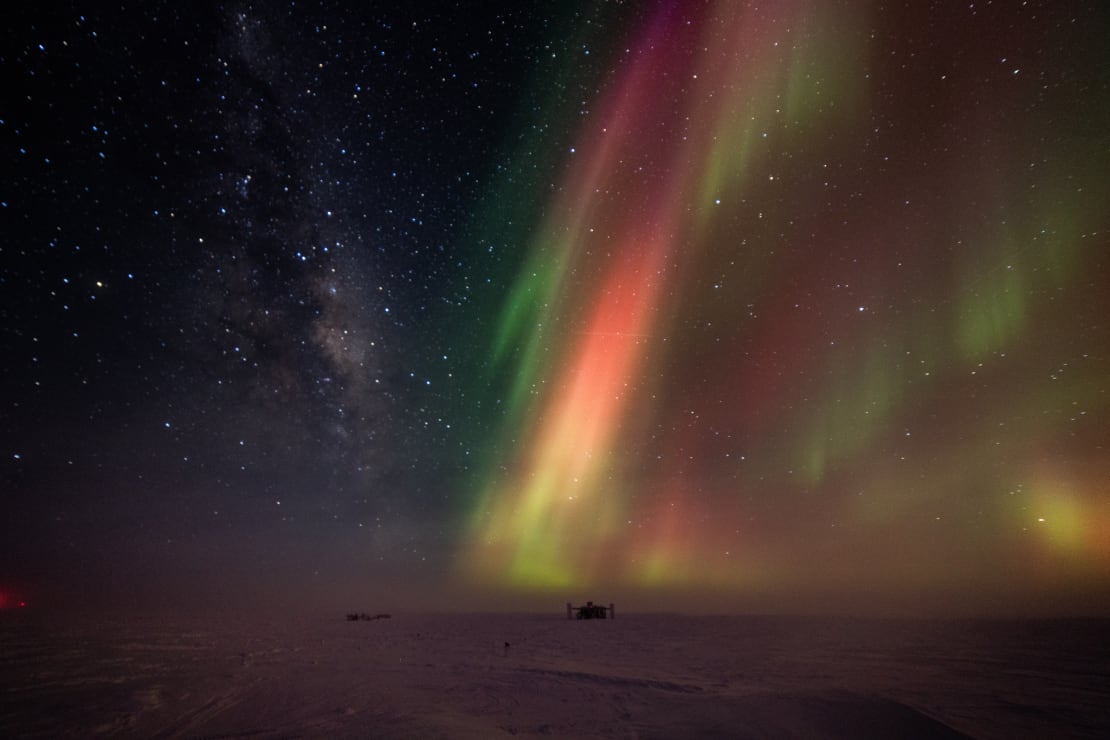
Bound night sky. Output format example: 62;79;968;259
3;1;1108;617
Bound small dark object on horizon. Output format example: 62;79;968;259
567;601;614;620
346;613;392;621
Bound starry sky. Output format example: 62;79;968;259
3;1;1108;617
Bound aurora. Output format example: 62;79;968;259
459;0;1110;611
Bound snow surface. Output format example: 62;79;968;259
2;612;1107;738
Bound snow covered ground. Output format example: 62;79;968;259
2;611;1107;738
